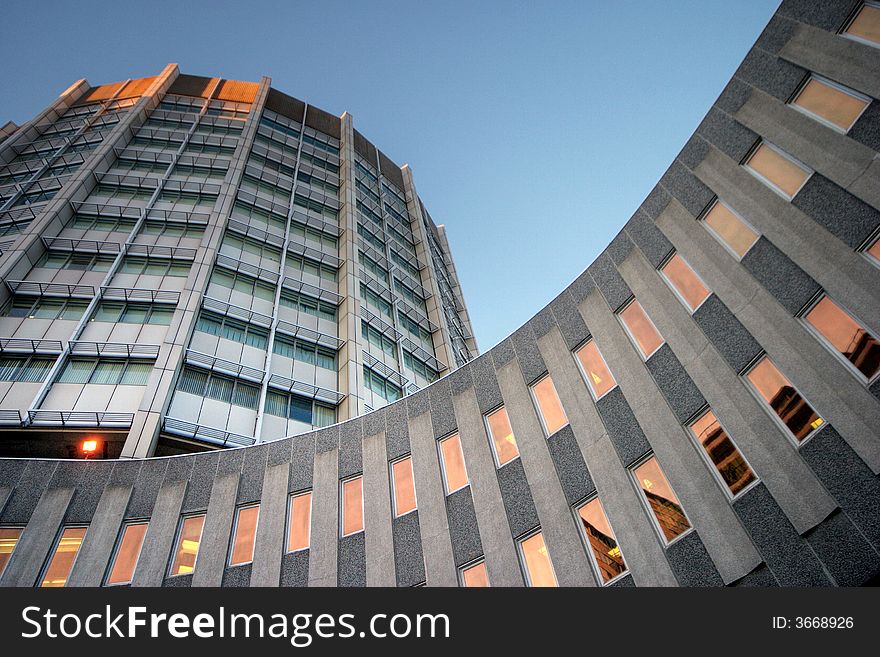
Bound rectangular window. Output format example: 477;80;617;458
688;409;757;497
632;456;691;544
105;521;148;586
660;253;710;312
745;356;824;442
0;527;23;578
485;406;519;466
40;526;87;587
702;200;759;259
460;559;489;587
391;456;417;517
576;498;628;584
618;299;664;360
530;375;568;436
790;76;870;132
341;476;364;537
743;142;811;199
169;514;205;576
518;531;557;587
438;433;469;494
803;294;880;381
229;504;259;566
574;339;616;400
842;2;880;47
865;234;880;266
287;492;312;552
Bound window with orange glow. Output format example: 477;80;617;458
843;2;880;47
791;76;869;132
688;409;757;497
574;340;617;399
169;514;205;576
229;504;259;566
745;356;824;442
660;254;710;312
106;521;148;585
439;434;469;494
702;201;760;258
0;527;23;578
804;295;880;380
530;375;568;435
577;498;627;584
744;142;811;199
518;531;557;587
341;476;364;536
485;406;519;466
40;526;87;587
866;236;880;265
392;456;417;517
632;457;691;543
461;560;489;587
618;299;664;359
287;492;312;552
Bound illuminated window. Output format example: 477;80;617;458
745;356;824;442
229;504;259;566
618;299;664;359
460;559;489;587
485;406;519;466
105;521;148;585
632;456;691;544
576;498;627;584
0;527;23;578
803;295;880;381
341;475;364;536
842;2;880;47
286;492;312;552
518;531;557;587
790;76;870;132
688;409;757;497
391;456;417;517
702;201;760;259
574;340;616;399
530;375;568;435
40;526;87;587
660;253;710;312
438;433;469;494
743;142;811;199
169;514;205;576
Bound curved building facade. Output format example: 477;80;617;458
2;0;880;587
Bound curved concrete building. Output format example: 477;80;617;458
1;0;880;588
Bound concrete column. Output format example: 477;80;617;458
131;479;187;586
362;431;396;586
67;485;132;586
308;447;338;586
191;472;239;587
250;463;289;586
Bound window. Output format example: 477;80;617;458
0;356;55;383
209;268;276;300
574;340;616;400
197;311;269;350
660;253;710;312
360;283;392;319
341;476;364;536
842;2;880;47
530;374;568;435
286;492;312;552
273;334;336;369
438;433;469;494
280;289;337;322
37;251;115;272
40;526;87;587
176;368;260;409
632;456;692;544
745;356;825;442
263;389;336;427
57;358;153;386
121;256;191;277
576;498;627;584
803;295;880;381
71;214;137;233
518;531;557;587
391;456;417;517
702;201;760;259
362;321;398;359
169;514;205;576
92;301;175;325
105;521;148;585
3;296;89;320
485;406;519;467
363;366;402;402
865;235;880;266
743;142;811;199
688;409;757;497
141;221;205;239
403;351;439;383
460;560;489;587
0;527;23;578
229;504;259;566
618;299;664;359
790;76;870;132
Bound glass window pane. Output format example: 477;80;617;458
229;505;259;566
91;360;124;384
0;527;23;578
745;143;810;198
519;531;557;587
439;434;469;494
661;254;710;311
288;396;313;423
486;406;519;466
619;300;664;359
462;561;489;587
287;492;312;552
41;527;87;587
170;514;205;576
805;296;880;380
574;340;616;399
531;375;568;435
845;3;880;45
793;78;868;131
633;456;691;543
392;457;417;516
703;202;759;258
106;522;148;585
120;362;152;386
689;409;756;496
58;359;95;383
122;304;149;324
746;357;824;441
342;476;364;536
577;498;627;584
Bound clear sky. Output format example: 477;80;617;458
0;0;780;351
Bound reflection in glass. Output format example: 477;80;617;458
633;457;691;543
746;357;824;442
703;202;759;258
531;375;568;435
661;254;710;311
619;300;664;359
287;492;312;552
106;522;148;585
0;527;23;578
577;498;627;584
41;527;87;587
519;531;557;587
745;143;810;198
439;434;469;494
170;515;205;576
574;340;616;399
689;410;756;496
230;505;259;566
486;406;519;466
805;296;880;380
792;78;868;131
392;457;417;516
342;476;364;536
461;560;489;587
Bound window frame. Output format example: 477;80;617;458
167;512;206;578
437;432;469;495
788;74;871;133
572;338;617;402
340;474;365;538
700;199;761;261
861;232;880;268
528;373;569;437
103;519;149;586
483;404;520;468
516;528;558;588
38;524;88;588
227;503;260;567
840;1;880;49
573;495;630;587
285;490;313;554
616;298;665;361
390;455;418;518
742;141;813;200
658;252;711;314
458;557;490;587
0;525;24;579
686;407;760;502
629;453;694;547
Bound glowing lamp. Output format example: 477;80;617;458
81;439;100;457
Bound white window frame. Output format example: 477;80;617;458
516;528;558;587
700;198;762;262
339;475;365;538
285;490;312;553
572;338;618;402
167;512;206;578
458;556;489;587
528;374;570;437
616;298;665;361
861;232;880;268
628;454;694;547
483;405;520;468
841;1;880;49
742;141;813;201
228;503;260;567
658;252;712;314
789;74;871;133
686;407;760;502
104;519;149;586
573;496;630;587
390;455;418;518
39;524;89;587
437;432;469;495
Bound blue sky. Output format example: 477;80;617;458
0;0;779;351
